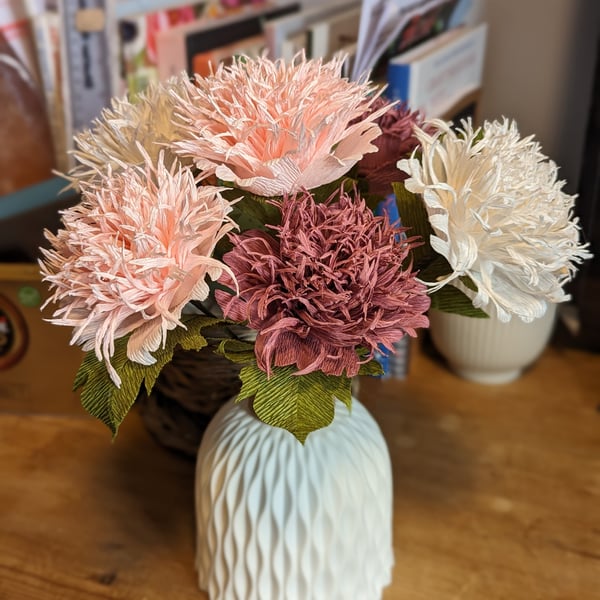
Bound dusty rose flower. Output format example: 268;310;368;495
40;153;236;386
170;53;391;196
355;98;433;196
216;188;430;377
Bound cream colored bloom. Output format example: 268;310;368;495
40;153;236;386
398;118;591;322
170;53;389;196
69;74;191;184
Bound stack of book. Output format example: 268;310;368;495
386;22;487;121
2;0;484;218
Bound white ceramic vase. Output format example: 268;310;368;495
428;303;558;384
195;396;394;600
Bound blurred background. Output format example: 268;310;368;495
1;0;599;350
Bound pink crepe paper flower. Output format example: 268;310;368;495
355;98;433;196
170;53;392;196
216;187;431;377
40;154;236;386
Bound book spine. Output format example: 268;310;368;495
156;27;187;81
30;10;68;172
308;21;329;59
385;61;411;103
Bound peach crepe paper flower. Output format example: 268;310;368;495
216;187;431;377
170;53;391;196
40;153;236;386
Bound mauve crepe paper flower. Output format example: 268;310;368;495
40;153;236;386
170;53;392;196
216;187;431;377
398;118;592;322
355;97;434;196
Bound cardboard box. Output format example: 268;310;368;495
0;263;84;415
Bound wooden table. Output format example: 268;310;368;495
1;337;599;599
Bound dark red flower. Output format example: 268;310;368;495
356;97;433;196
216;187;430;377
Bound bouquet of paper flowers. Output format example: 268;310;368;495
39;53;590;443
39;53;434;443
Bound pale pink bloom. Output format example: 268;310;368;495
40;154;236;386
216;187;430;377
170;53;391;196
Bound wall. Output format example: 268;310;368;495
469;0;599;193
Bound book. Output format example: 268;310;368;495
386;22;487;119
191;32;266;76
155;2;298;82
118;2;206;96
339;40;357;77
352;0;474;81
29;9;68;172
0;0;42;85
279;28;306;61
263;0;359;60
307;6;361;61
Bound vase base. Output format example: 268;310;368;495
451;365;522;384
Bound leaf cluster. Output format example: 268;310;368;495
219;339;383;443
73;315;224;436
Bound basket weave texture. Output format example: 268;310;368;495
137;343;242;458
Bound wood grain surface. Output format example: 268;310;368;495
1;337;599;599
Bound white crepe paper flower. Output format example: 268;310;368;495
69;74;192;184
398;118;592;322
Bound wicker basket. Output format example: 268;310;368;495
137;343;242;458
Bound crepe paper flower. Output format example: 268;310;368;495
398;118;592;323
39;152;236;386
216;187;431;377
69;74;192;185
169;53;392;196
355;98;433;196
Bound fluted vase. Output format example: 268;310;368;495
194;396;394;600
428;303;558;384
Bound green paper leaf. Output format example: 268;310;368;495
217;338;256;364
459;275;479;292
362;191;387;213
417;257;489;318
358;357;385;377
74;338;147;437
215;190;282;258
392;182;436;269
225;189;282;232
429;284;489;318
418;254;454;285
237;363;352;444
73;315;224;436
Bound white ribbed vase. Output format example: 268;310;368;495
195;396;393;600
428;303;558;384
